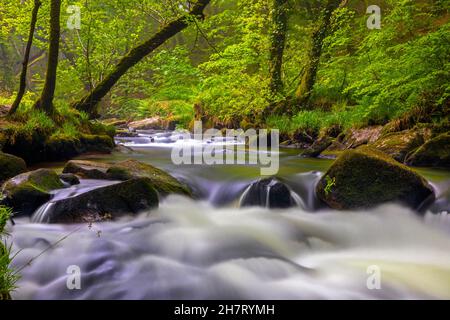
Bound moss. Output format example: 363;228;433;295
406;132;450;168
80;134;115;152
108;159;191;196
316;146;434;210
2;169;64;216
0;152;27;181
88;121;116;138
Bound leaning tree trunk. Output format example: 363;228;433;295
9;0;41;116
73;0;211;117
268;0;289;100
294;0;344;109
34;0;61;115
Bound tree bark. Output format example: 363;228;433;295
73;0;211;117
268;0;289;99
34;0;61;115
9;0;41;116
294;0;343;109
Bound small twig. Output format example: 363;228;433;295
13;225;84;275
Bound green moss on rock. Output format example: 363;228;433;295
37;177;159;224
406;132;450;168
1;169;65;216
62;159;191;197
0;152;26;181
316;146;434;210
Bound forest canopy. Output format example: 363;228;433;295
0;0;448;136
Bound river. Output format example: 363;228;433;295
8;130;450;299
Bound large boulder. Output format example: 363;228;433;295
405;133;450;168
31;177;159;224
316;147;434;210
370;128;429;162
1;169;65;216
240;178;297;209
0;152;26;181
63;159;191;196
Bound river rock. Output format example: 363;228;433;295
1;169;65;216
326;126;383;153
59;173;80;186
370;128;429;162
128;117;165;130
63;159;191;196
0;152;27;181
300;136;333;158
405;132;450;167
240;178;297;209
316;147;434;210
32;177;159;224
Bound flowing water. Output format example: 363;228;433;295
7;130;450;299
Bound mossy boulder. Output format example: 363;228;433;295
371;128;429;162
405;133;450;167
0;152;27;182
32;177;159;224
1;169;65;216
316;146;434;210
63;159;191;196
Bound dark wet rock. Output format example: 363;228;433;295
316;146;434;210
63;159;191;196
405;132;450;168
300;137;333;158
59;173;80;186
62;160;111;179
1;169;65;216
240;178;297;209
0;152;27;182
32;177;159;223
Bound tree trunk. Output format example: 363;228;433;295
34;0;61;115
294;0;343;109
268;0;289;100
73;0;211;117
9;0;41;116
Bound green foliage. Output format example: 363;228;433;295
324;176;336;196
0;206;17;299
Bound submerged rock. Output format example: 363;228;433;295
32;177;159;224
63;159;191;196
405;133;450;168
0;152;27;181
1;169;65;216
240;178;297;209
316;146;434;210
